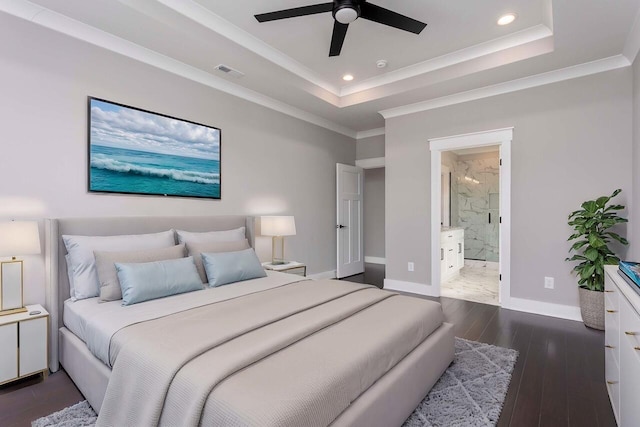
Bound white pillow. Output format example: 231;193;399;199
63;230;175;300
65;255;76;302
176;227;246;244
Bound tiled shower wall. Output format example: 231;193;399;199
455;153;500;261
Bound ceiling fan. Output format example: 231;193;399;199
254;0;427;57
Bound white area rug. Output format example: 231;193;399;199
33;338;517;427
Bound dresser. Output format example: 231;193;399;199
604;266;640;426
441;228;464;281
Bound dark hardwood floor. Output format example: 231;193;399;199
0;263;615;427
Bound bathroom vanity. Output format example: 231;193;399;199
441;227;464;281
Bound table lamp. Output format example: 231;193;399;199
260;216;296;265
0;221;41;315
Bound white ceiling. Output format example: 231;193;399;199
3;0;640;136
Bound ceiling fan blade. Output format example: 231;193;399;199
255;3;333;23
329;21;349;57
360;2;427;34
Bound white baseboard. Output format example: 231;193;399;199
503;297;582;322
308;270;336;280
364;256;386;265
384;279;439;297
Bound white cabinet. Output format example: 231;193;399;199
0;304;48;386
604;266;640;426
441;229;464;281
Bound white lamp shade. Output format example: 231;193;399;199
0;221;41;256
261;216;296;237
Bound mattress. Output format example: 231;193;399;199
63;271;305;366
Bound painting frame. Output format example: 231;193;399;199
87;97;222;200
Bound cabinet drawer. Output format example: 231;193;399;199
605;276;619;312
606;302;620;363
0;323;18;384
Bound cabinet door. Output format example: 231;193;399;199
620;296;640;426
440;246;447;279
0;323;18;383
446;245;456;271
19;317;47;377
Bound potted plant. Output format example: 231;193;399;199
566;189;628;330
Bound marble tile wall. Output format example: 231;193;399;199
454;155;500;261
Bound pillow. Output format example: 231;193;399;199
202;248;267;288
65;255;76;302
116;257;203;306
186;239;250;283
63;230;175;300
176;227;245;244
95;244;186;302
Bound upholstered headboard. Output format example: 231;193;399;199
44;215;254;371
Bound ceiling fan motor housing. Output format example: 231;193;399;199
333;0;361;24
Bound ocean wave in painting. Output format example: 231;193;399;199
91;154;220;185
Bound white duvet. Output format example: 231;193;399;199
63;271;306;366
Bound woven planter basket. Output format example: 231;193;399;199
579;288;605;330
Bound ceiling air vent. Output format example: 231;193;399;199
214;64;245;79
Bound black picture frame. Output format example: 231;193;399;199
88;97;221;200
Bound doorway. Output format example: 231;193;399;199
429;128;512;306
440;146;500;305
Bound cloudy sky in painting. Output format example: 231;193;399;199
90;99;220;160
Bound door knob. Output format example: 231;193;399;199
336;224;346;229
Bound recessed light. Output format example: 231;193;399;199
342;74;354;81
497;13;517;26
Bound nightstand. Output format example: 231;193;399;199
262;261;307;277
0;304;49;386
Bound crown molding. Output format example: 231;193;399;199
1;0;357;138
154;0;555;103
623;5;640;64
380;55;631;119
356;128;385;139
340;24;553;97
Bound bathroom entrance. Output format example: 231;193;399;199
429;128;512;307
440;146;500;305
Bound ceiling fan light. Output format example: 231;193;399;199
334;6;359;24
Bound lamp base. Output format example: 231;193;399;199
0;307;27;317
270;259;290;266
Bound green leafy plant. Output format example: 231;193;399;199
566;189;628;291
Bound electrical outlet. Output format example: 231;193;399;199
544;277;554;289
408;262;415;272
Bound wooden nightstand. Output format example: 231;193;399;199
0;304;49;386
262;261;307;277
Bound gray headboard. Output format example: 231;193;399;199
44;215;254;371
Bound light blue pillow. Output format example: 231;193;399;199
202;248;267;287
116;257;203;306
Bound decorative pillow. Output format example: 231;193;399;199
116;257;203;306
186;239;250;283
202;248;267;288
176;227;245;244
95;244;186;302
63;230;175;300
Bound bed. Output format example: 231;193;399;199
44;216;454;427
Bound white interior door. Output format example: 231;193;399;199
336;164;364;278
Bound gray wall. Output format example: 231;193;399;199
356;135;385;159
385;69;632;307
633;57;640;260
364;168;385;259
0;14;355;306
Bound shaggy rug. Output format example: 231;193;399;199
32;338;517;427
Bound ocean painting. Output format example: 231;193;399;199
89;98;221;199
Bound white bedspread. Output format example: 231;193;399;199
63;271;306;366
